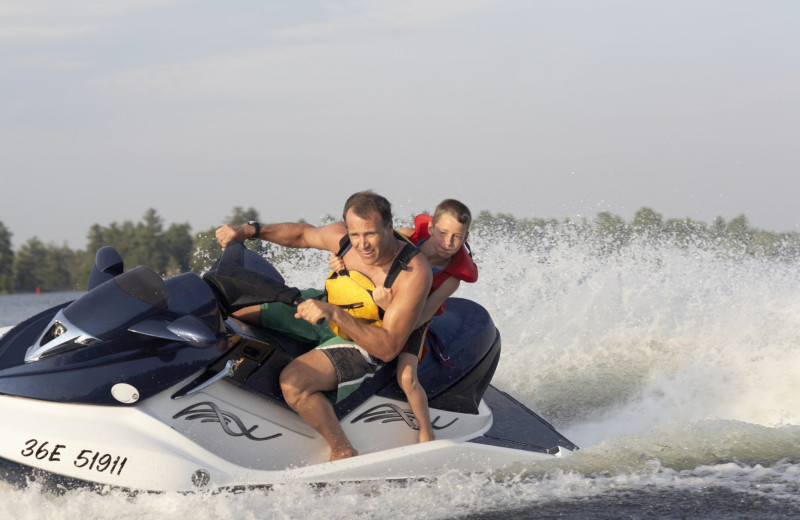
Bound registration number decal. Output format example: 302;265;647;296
21;439;128;477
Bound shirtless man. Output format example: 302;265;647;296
216;191;431;460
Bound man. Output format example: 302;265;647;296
329;198;477;445
215;191;432;461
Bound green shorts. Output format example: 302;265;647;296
258;289;336;344
258;288;384;403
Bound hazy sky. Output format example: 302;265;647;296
2;0;799;249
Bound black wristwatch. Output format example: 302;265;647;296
247;221;261;240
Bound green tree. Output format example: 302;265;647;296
189;207;263;273
10;238;75;292
471;210;518;235
726;214;751;240
0;221;13;293
471;210;496;234
631;207;664;238
710;216;727;239
664;217;707;248
86;223;106;254
162;223;194;274
38;244;77;291
594;212;630;252
227;206;260;225
74;224;108;289
76;209;194;279
13;237;46;292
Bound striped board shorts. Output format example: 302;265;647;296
317;338;383;403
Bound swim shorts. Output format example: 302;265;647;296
401;321;431;360
258;288;384;403
317;340;383;402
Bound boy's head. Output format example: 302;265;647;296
432;199;472;231
428;199;471;257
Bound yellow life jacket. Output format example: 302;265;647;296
325;232;418;340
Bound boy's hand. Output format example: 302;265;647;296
329;254;346;274
372;285;393;310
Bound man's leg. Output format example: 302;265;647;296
231;305;261;324
279;349;357;461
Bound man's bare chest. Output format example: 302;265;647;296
342;252;389;287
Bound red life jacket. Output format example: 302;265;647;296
408;214;478;316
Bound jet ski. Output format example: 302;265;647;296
0;241;577;492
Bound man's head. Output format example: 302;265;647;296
343;190;396;266
343;190;393;228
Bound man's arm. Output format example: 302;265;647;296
295;254;432;362
396;226;414;238
217;221;346;252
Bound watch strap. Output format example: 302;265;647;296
247;221;261;240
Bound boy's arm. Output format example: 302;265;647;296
419;276;460;324
374;276;460;325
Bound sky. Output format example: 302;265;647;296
2;0;799;250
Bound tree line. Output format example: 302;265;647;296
1;206;798;294
470;207;800;260
0;207;254;294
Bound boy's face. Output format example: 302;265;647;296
428;213;468;259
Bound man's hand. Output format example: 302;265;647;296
216;224;243;249
295;299;331;325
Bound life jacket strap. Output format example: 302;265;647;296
334;231;419;290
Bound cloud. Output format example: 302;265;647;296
0;24;95;41
84;0;500;102
0;0;185;41
86;46;308;101
271;0;498;41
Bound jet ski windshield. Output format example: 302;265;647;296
25;266;171;363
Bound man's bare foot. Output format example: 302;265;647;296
418;430;435;443
329;446;358;461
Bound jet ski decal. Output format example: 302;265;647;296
172;402;282;441
351;403;458;430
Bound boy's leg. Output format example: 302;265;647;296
396;352;435;443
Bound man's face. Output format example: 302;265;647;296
345;209;393;266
